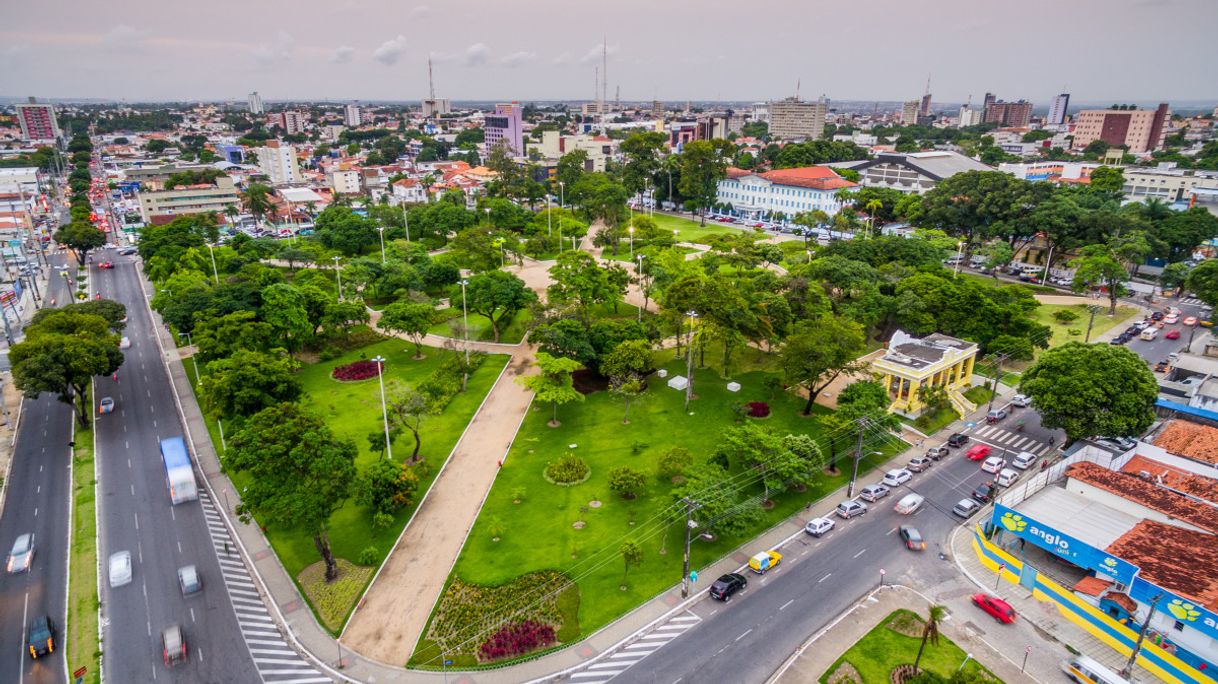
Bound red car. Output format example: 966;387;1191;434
97;261;114;269
965;444;992;461
1165;329;1181;340
971;593;1017;624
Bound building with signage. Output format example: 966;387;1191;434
869;330;979;416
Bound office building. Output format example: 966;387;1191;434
344;103;363;127
248;91;264;115
652;100;664;115
717;166;857;219
984;98;1034;127
919;92;932;118
1048;93;1071;125
1071;104;1170;153
15;99;60;142
138;176;240;223
421;98;451;118
255;141;301;185
901;100;920;126
1120;164;1218;202
958;106;985;128
768;97;828;140
485;102;524;156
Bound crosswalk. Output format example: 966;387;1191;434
565;612;703;682
1181;297;1206;307
970;425;1054;456
200;489;334;683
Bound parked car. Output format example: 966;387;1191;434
1093;436;1137;451
881;468;912;487
946;433;970;448
7;533;34;573
925;447;950;461
1011;451;1038;470
906;456;933;473
748;550;782;574
1154;360;1170;373
981;456;1006;474
898;525;926;551
859;484;890;502
804;517;835;537
972;593;1017;624
972;483;996;503
996;468;1021;487
109;550;132;587
98;396;115;414
27;615;55;659
965;444;992;461
836;500;868;519
708;573;747;601
1151;311;1165;321
894;493;925;515
117;246;138;255
986;409;1006;424
952;498;981;518
178;565;202;596
1010;394;1031;408
162;624;187;666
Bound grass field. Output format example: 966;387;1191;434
428;306;533;344
649;213;743;245
67;422;100;684
1031;302;1139;348
189;339;508;632
820;609;1000;683
424;355;907;664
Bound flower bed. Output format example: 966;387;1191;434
544;454;590;486
330;359;382;382
478;620;556;662
747;401;771;418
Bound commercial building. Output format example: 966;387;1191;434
830;151;993;195
768;97;828;140
421;98;451;118
1121;164;1218;202
248;91;264;115
255;141;301;185
999;160;1098;184
716;166;856;220
1048;93;1071;125
901;100;920;126
529;131;614;172
344;103;363;127
137;175;240;223
1072;104;1170;153
15;99;60;142
869;330;978;416
984;98;1034;127
485;102;524;156
0;168;43;195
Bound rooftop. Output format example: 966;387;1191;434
1153;419;1218;466
725;166;857;191
1106;520;1218;612
874;330;978;371
1067;461;1218;534
1016;486;1141;551
1121;455;1218;503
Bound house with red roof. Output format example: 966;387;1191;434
717;166;857;220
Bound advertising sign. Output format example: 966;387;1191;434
991;503;1140;585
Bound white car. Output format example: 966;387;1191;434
894;493;925;515
109;550;132;587
1010;394;1031;408
881;468;913;487
119;336;131;349
804;517;835;537
7;533;34;573
981;456;1006;474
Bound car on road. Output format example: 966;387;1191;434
7;533;34;573
881;468;912;487
748;548;783;573
924;447;949;461
1164;313;1180;324
1012;451;1038;470
1154;360;1170;372
97;261;114;269
906;456;933;472
971;593;1017;624
804;517;835;537
985;409;1007;423
836;500;868;519
898;525;926;551
109;550;132;587
98;396;115;414
178;565;202;595
996;468;1021;487
162;624;187;666
117;246;138;255
965;444;992;461
859;484;890;502
1110;335;1128;346
709;572;747;601
981;455;1006;473
952;498;981;518
1151;311;1165;321
894;493;925;515
1166;329;1181;340
1184;316;1198;326
946;433;970;448
27;615;55;659
1139;328;1159;341
119;336;131;349
1010;394;1031;408
972;482;996;503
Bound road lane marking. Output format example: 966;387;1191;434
735;628;752;642
190;608;195;623
133;512;138;529
780;599;794;611
853;549;866;558
819;573;832;583
886;527;897;535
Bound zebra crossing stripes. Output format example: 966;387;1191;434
199;490;334;683
971;425;1052;455
564;612;702;682
1181;297;1205;306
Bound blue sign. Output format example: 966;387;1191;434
443;659;453;666
1129;576;1218;643
689;570;698;584
992;503;1139;585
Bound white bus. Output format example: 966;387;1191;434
160;437;198;505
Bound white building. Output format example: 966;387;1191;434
1048;93;1070;125
391;178;427;204
901;100;920;125
422;98;451;117
255;141;301;185
529;131;616;173
344;103;363;127
717;166;857;219
248;91;264;115
328;170;361;195
958;105;985;128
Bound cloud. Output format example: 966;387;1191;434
103;24;149;49
499;51;536;68
251;31;294;66
429;51;456;64
331;46;355;63
373;35;407;65
551;52;571;67
578;42;619;65
408;4;430;18
462;43;490;67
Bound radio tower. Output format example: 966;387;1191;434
601;37;608;130
428;55;436;101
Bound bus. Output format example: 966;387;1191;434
160;437;198;505
1062;655;1135;684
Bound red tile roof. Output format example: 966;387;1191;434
1067;462;1218;534
1107;520;1218;612
1153;420;1218;465
723;166;857;191
1121;455;1218;502
1073;575;1113;597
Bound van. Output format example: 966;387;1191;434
1011;451;1037;470
1061;654;1133;684
1139;328;1158;341
995;468;1020;487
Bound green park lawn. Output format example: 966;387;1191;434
820;609;1000;684
190;337;508;631
650;213;742;245
1031;303;1139;348
428;306;533;344
416;356;907;666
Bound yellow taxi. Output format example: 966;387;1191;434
747;550;782;574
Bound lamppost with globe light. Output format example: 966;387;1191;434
373;355;392;460
377;226;386;264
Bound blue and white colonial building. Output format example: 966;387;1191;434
716;166;857;219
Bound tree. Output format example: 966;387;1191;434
618;131;667;195
601;339;653;423
555;149;589;190
241;183;274;225
9;311;123;428
714;423;804;501
619;539;643;586
518;352;584;426
201;350;301;419
384;382;436;463
780;316;867;415
669;463;763;536
355;457;419;516
378;301;439;358
315;206;377;255
981;241;1014;278
193;311;275;362
1088;166;1125;195
608;466;647;499
656;446;693;480
224;403;357;581
677;139;734;225
1186;260;1218;307
547;250;625;310
1069;244;1128;315
260;283;313;352
1019;342;1157;443
913;605;947;670
53;221;107;264
464;271;537;342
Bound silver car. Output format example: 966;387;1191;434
178;565;202;596
109;550;132;587
7;533;34;573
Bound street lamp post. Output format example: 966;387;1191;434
546;192;553;237
373;356;393;460
684;311;698;412
332;256;343;300
636;254;645;323
628;226;634;261
401;202;411;242
178;332;200;385
953;241;965;278
957;654;973;674
459;279;471;389
377;226;386;264
206;242;220;284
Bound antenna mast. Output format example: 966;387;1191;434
428;55;436;100
601;37;608;129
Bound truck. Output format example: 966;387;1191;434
160;437;198;505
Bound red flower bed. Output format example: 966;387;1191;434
478;620;557;661
747;402;771;418
331;359;382;381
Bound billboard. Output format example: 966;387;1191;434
992;502;1140;585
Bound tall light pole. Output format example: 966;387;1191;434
373;355;393;461
953;241;964;278
401;202;411;242
206;242;220;284
178;332;200;385
628;226;635;261
684;310;698;412
332;256;343;300
459;279;471;389
636;254;646;323
377;226;387;264
546;192;553;237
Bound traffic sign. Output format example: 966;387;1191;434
443;659;453;666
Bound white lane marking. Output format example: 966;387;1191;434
853;549;866;558
819;573;832;583
735;628;753;642
780;599;794;611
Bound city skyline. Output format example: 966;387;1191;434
2;0;1216;104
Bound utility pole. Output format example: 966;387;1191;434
1084;304;1102;343
985;352;1011;415
847;418;865;498
680;497;698;598
1121;594;1162;679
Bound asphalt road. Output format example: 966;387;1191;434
0;252;74;684
1120;298;1209;366
92;246;261;682
608;439;1038;684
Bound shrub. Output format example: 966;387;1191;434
372;511;395;531
511;486;527;503
1053;309;1080;323
747;401;771;418
608;466;646;499
630;439;649;455
544;454;590;485
331;359;382;381
656;446;693;479
318;346;343;362
357;546;379;566
478;620;557;661
1068;328;1082;336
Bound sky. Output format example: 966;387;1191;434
2;0;1216;106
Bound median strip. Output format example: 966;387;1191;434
67;418;100;684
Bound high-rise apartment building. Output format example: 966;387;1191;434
1048;93;1071;125
15;98;60;142
983;98;1034;127
344;103;363;127
485;102;524;156
255;141;302;185
919;92;933;118
1071;104;1170;153
421;98;451;117
768;97;828;140
958;106;985;128
275;110;306;136
248;91;264;115
901;100;921;126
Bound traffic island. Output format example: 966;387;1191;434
67;423;100;684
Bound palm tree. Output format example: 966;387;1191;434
865;199;884;237
420;174;435;203
913;605;947;670
241;183;273;227
223;203;239;227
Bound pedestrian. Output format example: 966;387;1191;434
1041;459;1049;471
1049;436;1055;446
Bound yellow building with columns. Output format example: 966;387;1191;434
871;330;979;417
